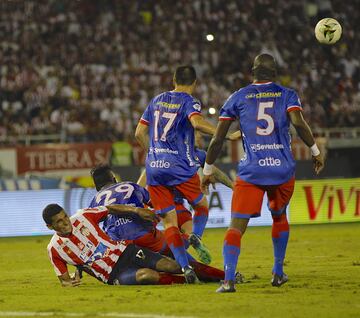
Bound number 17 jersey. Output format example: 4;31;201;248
140;91;202;186
219;82;302;185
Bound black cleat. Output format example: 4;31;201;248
235;271;245;284
216;281;236;293
183;266;200;284
189;233;212;265
271;273;288;287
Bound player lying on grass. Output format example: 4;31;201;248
137;147;234;264
43;203;189;286
88;164;236;283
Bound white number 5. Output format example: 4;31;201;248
256;101;274;136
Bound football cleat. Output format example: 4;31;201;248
216;281;236;293
189;233;212;265
183;266;200;284
271;273;288;287
235;271;245;284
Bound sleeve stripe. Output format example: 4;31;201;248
188;112;202;119
287;106;302;113
219;116;235;121
139;118;149;126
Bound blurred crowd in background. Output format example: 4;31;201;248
1;0;359;144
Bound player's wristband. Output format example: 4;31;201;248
310;144;320;156
203;163;214;176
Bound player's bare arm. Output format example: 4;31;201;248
136;169;147;187
201;120;233;193
288;110;325;174
135;122;149;150
190;114;217;135
106;204;156;222
212;166;233;189
58;270;81;287
228;130;242;141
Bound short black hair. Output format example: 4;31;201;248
43;204;64;225
174;65;197;85
90;164;116;191
252;53;277;81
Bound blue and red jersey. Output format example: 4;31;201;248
140;91;202;186
219;82;302;185
88;182;154;241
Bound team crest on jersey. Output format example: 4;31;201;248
77;242;85;250
193;103;201;111
80;226;90;237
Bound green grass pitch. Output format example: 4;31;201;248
0;223;359;318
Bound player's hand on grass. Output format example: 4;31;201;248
61;270;81;287
227;130;242;141
312;153;325;175
201;174;216;195
136;207;156;222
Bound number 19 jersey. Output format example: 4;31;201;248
219;82;302;185
140;91;202;186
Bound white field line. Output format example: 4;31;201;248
0;312;196;318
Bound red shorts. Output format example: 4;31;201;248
134;229;170;254
175;203;192;228
148;173;203;215
231;177;295;219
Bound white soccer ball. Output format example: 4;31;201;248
315;18;342;45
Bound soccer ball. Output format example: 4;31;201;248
315;18;342;44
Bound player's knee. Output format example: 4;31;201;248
136;268;159;284
156;257;182;273
194;196;208;209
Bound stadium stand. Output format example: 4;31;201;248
0;0;359;145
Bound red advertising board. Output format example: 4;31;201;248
16;142;112;175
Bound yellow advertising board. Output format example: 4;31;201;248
290;178;360;224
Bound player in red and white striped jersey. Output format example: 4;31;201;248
43;203;184;287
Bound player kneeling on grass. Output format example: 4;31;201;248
43;203;186;287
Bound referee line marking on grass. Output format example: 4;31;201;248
0;312;197;318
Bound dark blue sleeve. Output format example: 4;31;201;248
185;98;202;119
286;90;302;112
136;184;151;205
219;92;239;120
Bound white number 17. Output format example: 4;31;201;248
154;111;177;141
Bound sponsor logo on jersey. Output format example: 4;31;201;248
185;140;195;167
246;92;282;99
250;143;285;152
157;101;181;109
136;249;146;260
115;218;133;226
149;147;179;155
258;157;281;166
149;160;171;168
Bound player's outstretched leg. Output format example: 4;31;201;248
271;213;289;287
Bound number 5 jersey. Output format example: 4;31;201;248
219;82;302;186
